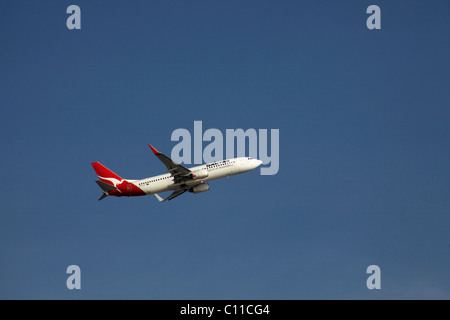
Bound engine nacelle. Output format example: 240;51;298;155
190;169;208;180
191;183;210;194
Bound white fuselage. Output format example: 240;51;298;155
131;157;262;195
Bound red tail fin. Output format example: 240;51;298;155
91;162;124;186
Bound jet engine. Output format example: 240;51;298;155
190;169;208;180
190;183;210;194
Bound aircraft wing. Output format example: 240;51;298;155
154;189;188;202
149;144;192;183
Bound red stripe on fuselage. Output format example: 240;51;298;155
112;181;146;197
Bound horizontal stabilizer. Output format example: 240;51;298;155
95;180;117;192
98;193;108;201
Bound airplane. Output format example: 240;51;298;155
91;144;262;202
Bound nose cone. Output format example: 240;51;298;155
238;157;263;173
247;159;263;171
254;159;263;168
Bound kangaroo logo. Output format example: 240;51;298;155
98;176;123;188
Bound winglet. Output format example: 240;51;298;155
148;144;161;155
154;193;164;202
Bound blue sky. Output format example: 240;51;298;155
1;0;449;299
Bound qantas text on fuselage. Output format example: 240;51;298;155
91;144;262;202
